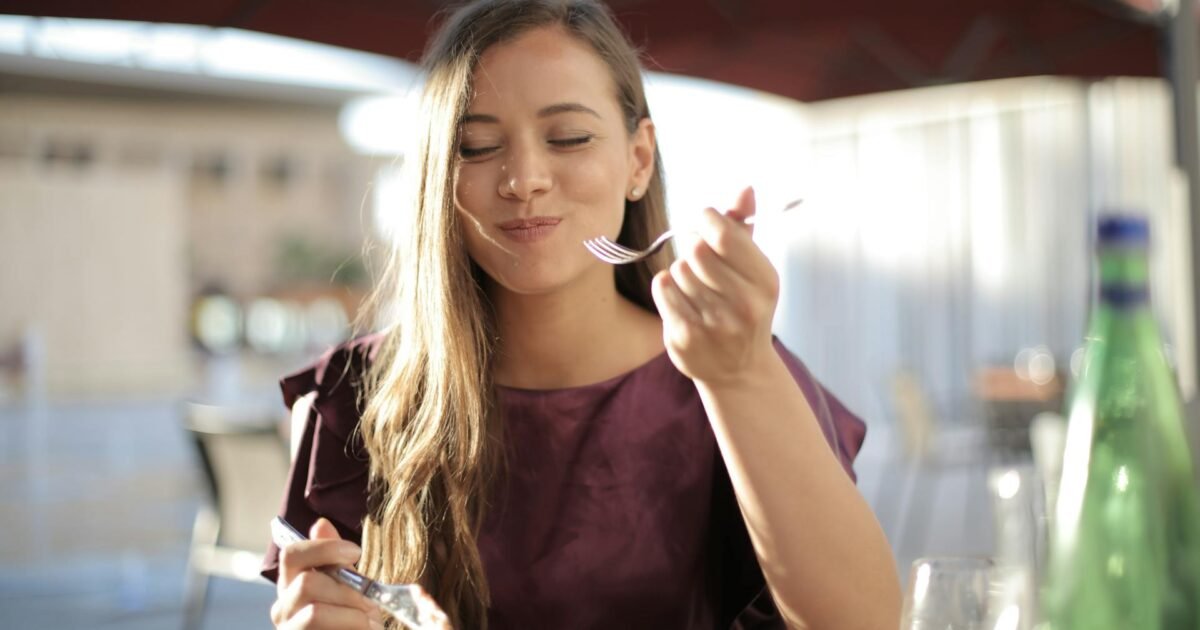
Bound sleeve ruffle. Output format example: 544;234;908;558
260;333;383;582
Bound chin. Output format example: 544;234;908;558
474;244;612;297
505;273;577;296
481;262;573;296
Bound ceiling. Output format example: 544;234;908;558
0;0;1166;102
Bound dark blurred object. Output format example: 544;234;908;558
2;0;1164;103
0;336;26;402
0;326;45;406
975;365;1065;457
183;402;289;630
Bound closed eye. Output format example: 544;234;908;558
549;136;593;149
459;145;499;159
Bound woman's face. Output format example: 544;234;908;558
453;25;654;297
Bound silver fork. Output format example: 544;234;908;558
584;198;803;265
270;516;439;630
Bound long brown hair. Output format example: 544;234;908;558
356;1;672;627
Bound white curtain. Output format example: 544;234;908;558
762;76;1192;427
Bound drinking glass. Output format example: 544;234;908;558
900;556;999;630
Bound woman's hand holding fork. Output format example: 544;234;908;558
651;186;782;389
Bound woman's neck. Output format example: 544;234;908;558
489;272;663;390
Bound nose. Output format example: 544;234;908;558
498;142;552;200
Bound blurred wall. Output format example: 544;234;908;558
0;160;188;396
0;93;376;397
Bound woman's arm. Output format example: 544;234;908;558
650;187;900;630
696;356;899;630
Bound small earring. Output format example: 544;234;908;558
629;187;641;199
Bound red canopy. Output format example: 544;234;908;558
0;0;1163;102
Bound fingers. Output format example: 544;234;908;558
726;185;757;224
368;607;385;630
275;598;376;629
691;204;782;297
310;517;345;543
279;519;361;591
270;518;448;630
666;259;728;329
652;186;781;369
272;563;378;628
678;238;745;301
282;569;376;614
275;517;368;629
652;269;700;328
410;585;453;630
699;206;750;264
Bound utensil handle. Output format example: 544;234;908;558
270;517;422;628
737;198;803;226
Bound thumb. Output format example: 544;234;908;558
727;186;756;229
309;517;344;542
310;517;361;569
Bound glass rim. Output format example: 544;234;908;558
908;555;995;568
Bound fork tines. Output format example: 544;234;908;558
584;237;643;264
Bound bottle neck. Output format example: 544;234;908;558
1097;245;1149;307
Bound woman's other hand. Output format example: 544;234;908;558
652;186;780;387
270;517;384;629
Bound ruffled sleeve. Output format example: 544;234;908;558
721;338;868;628
774;339;866;481
260;333;384;583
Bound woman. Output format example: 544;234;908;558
264;1;901;628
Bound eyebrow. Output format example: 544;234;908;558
461;102;602;125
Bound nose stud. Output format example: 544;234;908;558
500;176;518;195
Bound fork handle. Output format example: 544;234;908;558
730;198;803;225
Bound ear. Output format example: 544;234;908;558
626;117;656;201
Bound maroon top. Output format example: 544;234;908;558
262;333;866;629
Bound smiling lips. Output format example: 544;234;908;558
497;216;562;243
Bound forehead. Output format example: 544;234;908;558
469;26;619;114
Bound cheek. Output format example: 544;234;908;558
454;205;490;260
451;168;494;263
454;166;489;213
561;150;626;207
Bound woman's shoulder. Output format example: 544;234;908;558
261;333;384;578
280;331;386;437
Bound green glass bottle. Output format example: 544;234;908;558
1041;215;1200;630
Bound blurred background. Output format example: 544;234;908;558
1;0;1199;628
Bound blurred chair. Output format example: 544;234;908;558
891;370;988;465
182;402;289;630
891;370;935;462
884;370;992;569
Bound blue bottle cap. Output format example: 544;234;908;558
1097;214;1149;245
